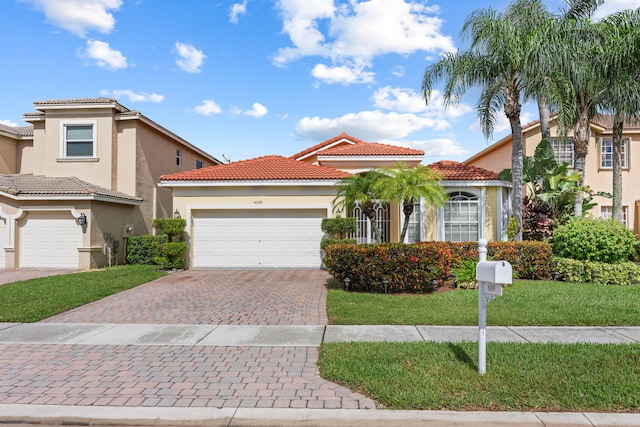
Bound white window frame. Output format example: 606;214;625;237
550;137;574;167
60;120;97;159
443;191;480;242
600;206;629;228
599;138;629;169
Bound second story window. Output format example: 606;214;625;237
176;149;182;166
550;138;574;167
196;159;204;169
64;124;95;158
600;138;628;169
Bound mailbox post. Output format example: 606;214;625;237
476;239;512;375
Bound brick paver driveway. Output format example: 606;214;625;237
42;269;330;325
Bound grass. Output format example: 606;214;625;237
327;280;640;326
0;265;165;322
319;341;640;411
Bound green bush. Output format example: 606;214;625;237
320;238;358;251
447;241;554;280
154;241;187;270
323;242;452;294
321;218;357;238
126;235;166;265
553;218;636;263
554;257;640;285
152;218;186;242
451;259;477;285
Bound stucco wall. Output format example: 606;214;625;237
0;134;18;174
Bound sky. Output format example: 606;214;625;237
2;0;639;165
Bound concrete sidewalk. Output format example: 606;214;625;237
0;322;639;346
1;323;639;426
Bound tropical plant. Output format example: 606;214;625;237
598;9;640;223
422;0;549;241
333;171;386;243
374;163;446;243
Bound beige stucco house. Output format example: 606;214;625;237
0;98;220;269
465;116;640;234
160;133;511;269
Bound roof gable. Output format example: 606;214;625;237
428;160;500;181
319;141;423;157
161;155;352;181
289;133;365;160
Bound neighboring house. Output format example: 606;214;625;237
160;133;511;269
0;98;221;269
465;115;640;234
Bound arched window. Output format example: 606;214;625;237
444;191;479;242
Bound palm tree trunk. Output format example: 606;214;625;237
399;200;414;243
362;202;383;243
612;112;624;223
572;107;591;217
506;86;523;242
537;95;551;141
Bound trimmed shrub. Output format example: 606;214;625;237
320;238;357;251
553;218;636;263
152;218;186;242
126;235;166;265
447;241;554;280
154;241;187;270
321;218;357;238
323;242;452;293
555;257;640;285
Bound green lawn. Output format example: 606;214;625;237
0;265;165;322
319;341;640;411
327;280;640;326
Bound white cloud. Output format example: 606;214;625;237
0;119;18;127
391;66;405;77
230;0;248;23
373;86;473;119
273;0;455;85
194;100;222;116
100;89;163;103
244;103;268;118
295;110;447;141
592;0;640;20
469;111;536;135
175;42;206;73
391;138;469;158
311;63;375;85
21;0;122;37
82;40;127;70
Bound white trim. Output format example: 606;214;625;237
480;187;486;240
59;120;97;159
317;155;423;162
0;191;141;205
294;138;357;161
7;206;85;248
441;180;512;188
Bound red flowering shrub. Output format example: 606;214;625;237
324;242;453;293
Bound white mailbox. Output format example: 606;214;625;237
476;261;513;285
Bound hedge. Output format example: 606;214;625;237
554;257;640;286
126;235;167;265
323;242;452;293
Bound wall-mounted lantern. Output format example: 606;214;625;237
174;209;181;218
77;213;87;226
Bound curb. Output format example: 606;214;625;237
1;405;640;427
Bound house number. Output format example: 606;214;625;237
254;200;263;204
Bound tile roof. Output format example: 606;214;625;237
319;141;424;157
289;133;366;160
428;160;500;181
0;123;33;137
33;97;130;113
161;155;353;181
0;174;142;202
591;114;640;130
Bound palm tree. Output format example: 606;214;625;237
598;9;640;222
333;171;386;243
374;163;446;243
422;0;543;241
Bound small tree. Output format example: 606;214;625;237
374;163;446;243
320;217;357;250
152;218;187;269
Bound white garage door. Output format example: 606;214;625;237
20;212;81;269
192;209;326;268
0;217;7;269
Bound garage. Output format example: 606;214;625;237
191;209;326;268
19;211;81;268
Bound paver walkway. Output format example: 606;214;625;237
0;269;379;410
43;270;329;325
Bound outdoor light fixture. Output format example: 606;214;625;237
77;213;87;226
174;209;181;218
343;277;350;291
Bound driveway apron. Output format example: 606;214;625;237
41;269;330;325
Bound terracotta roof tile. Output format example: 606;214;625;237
320;141;424;157
0;174;142;202
161;155;352;181
289;133;366;159
33;97;129;113
428;160;500;181
591;114;640;130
